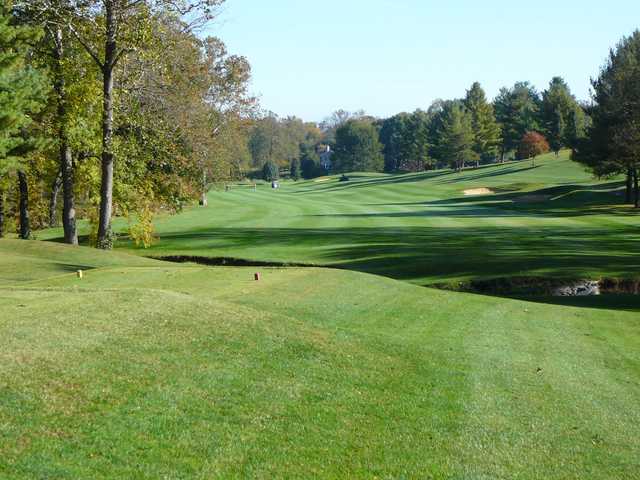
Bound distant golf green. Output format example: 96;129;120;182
4;152;639;478
57;151;635;286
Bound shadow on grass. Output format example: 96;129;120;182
147;224;640;285
336;182;636;218
516;294;640;312
290;161;544;195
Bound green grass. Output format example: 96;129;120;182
3;152;640;478
1;239;640;478
46;151;639;286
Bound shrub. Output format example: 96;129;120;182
128;203;157;249
262;161;279;182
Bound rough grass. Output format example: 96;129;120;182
1;240;639;478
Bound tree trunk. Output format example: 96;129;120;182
49;169;63;227
97;1;117;249
61;144;78;244
53;26;78;245
626;168;633;204
18;171;30;240
199;169;208;207
0;188;4;238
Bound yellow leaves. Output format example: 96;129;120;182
127;196;158;249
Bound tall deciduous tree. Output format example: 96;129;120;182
333;120;383;173
464;82;501;164
28;0;224;248
379;111;431;172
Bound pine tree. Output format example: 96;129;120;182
541;77;585;155
494;82;541;160
0;2;47;238
439;103;476;172
572;31;640;207
464;82;501;164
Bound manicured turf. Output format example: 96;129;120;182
43;151;633;286
4;153;639;477
1;239;639;478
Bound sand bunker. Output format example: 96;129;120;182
314;177;331;183
464;188;494;196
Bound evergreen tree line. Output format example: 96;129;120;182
286;78;588;178
378;78;587;174
0;0;256;247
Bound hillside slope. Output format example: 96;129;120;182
1;240;639;478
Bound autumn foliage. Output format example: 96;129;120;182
518;131;550;161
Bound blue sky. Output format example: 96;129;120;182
211;1;640;122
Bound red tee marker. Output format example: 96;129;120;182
254;273;261;281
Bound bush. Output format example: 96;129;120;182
290;158;301;181
262;161;279;182
128;204;157;249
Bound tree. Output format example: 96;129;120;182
24;0;225;248
541;77;586;155
379;112;409;172
518;131;550;165
248;114;319;172
437;102;476;172
290;157;300;181
25;8;96;244
0;2;47;238
379;111;431;172
404;110;431;171
494;82;541;160
319;109;366;143
333;120;384;173
300;144;321;179
573;31;640;207
464;82;501;164
262;161;279;182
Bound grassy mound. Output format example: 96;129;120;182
1;240;639;478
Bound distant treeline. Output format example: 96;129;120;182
248;77;587;177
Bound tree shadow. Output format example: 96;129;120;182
338;182;635;218
514;294;640;312
151;225;640;286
